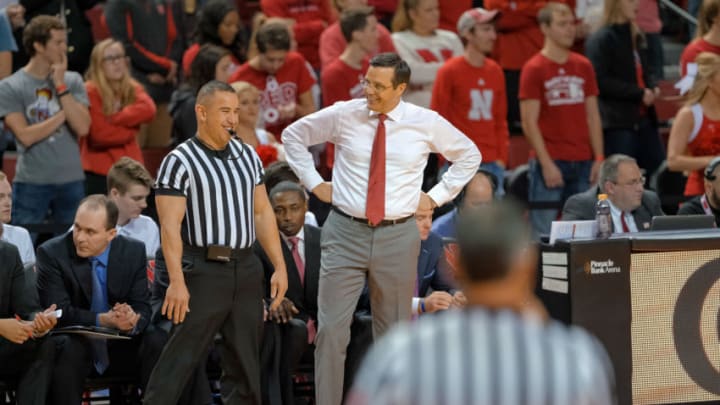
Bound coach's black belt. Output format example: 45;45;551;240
331;206;414;228
183;244;251;262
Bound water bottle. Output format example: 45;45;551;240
596;194;613;239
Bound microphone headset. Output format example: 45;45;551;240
199;128;243;160
704;156;720;181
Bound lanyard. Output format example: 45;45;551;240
701;195;713;216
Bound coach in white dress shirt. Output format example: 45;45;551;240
283;52;481;405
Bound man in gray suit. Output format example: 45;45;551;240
562;154;663;232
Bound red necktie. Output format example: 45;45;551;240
289;236;315;343
621;212;630;233
288;236;305;286
366;114;387;225
307;319;316;344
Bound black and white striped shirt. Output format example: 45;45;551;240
348;309;616;405
155;137;264;249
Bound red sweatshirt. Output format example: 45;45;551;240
431;56;509;164
260;0;335;69
485;0;572;71
367;0;398;16
81;82;157;175
439;0;473;33
319;21;395;68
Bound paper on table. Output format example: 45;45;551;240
549;220;598;245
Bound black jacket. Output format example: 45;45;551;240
168;87;197;146
14;0;99;74
36;233;151;332
561;185;664;231
105;0;186;102
254;225;321;322
0;241;38;321
678;195;720;227
416;232;456;297
585;23;657;130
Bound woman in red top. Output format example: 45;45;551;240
82;38;157;195
668;52;720;197
231;81;282;167
182;0;247;77
679;0;720;78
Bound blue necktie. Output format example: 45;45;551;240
90;257;110;374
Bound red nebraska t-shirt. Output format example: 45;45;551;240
321;59;367;106
229;51;316;137
519;52;599;161
438;0;472;32
320;59;368;168
431;56;508;163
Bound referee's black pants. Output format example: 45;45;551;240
143;248;264;405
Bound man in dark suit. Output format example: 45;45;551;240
255;181;320;405
413;210;461;315
36;195;157;405
562;154;663;232
678;157;720;227
0;240;59;405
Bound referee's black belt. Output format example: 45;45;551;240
331;206;414;228
183;244;252;261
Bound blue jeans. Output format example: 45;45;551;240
603;117;665;180
528;159;592;238
12;181;85;230
480;161;505;197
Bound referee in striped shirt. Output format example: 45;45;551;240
143;81;288;405
347;203;616;405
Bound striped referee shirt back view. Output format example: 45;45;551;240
348;309;615;405
348;202;616;405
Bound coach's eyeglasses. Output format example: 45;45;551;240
613;176;645;188
360;79;390;93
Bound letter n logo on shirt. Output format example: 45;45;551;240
468;89;493;121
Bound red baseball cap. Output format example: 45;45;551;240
457;8;501;35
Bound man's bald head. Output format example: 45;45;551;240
458;170;495;211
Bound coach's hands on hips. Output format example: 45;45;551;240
269;265;288;312
417;192;437;216
312;182;332;203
